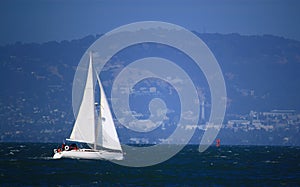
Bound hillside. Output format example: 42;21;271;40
0;33;299;143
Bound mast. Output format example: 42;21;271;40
90;51;97;151
98;92;102;149
96;74;102;150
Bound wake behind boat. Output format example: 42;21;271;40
53;52;123;160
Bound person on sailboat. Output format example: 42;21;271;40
69;143;78;150
56;145;62;153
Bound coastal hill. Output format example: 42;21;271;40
0;33;299;143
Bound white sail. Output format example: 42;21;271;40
68;53;96;144
96;74;122;151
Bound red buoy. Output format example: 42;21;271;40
216;138;221;147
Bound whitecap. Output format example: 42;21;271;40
264;160;279;164
10;149;20;152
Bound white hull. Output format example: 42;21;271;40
53;149;123;160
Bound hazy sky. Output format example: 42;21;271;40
1;0;300;45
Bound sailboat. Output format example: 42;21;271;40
53;52;123;160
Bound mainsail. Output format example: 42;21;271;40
68;53;96;144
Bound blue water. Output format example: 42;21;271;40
1;143;300;186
